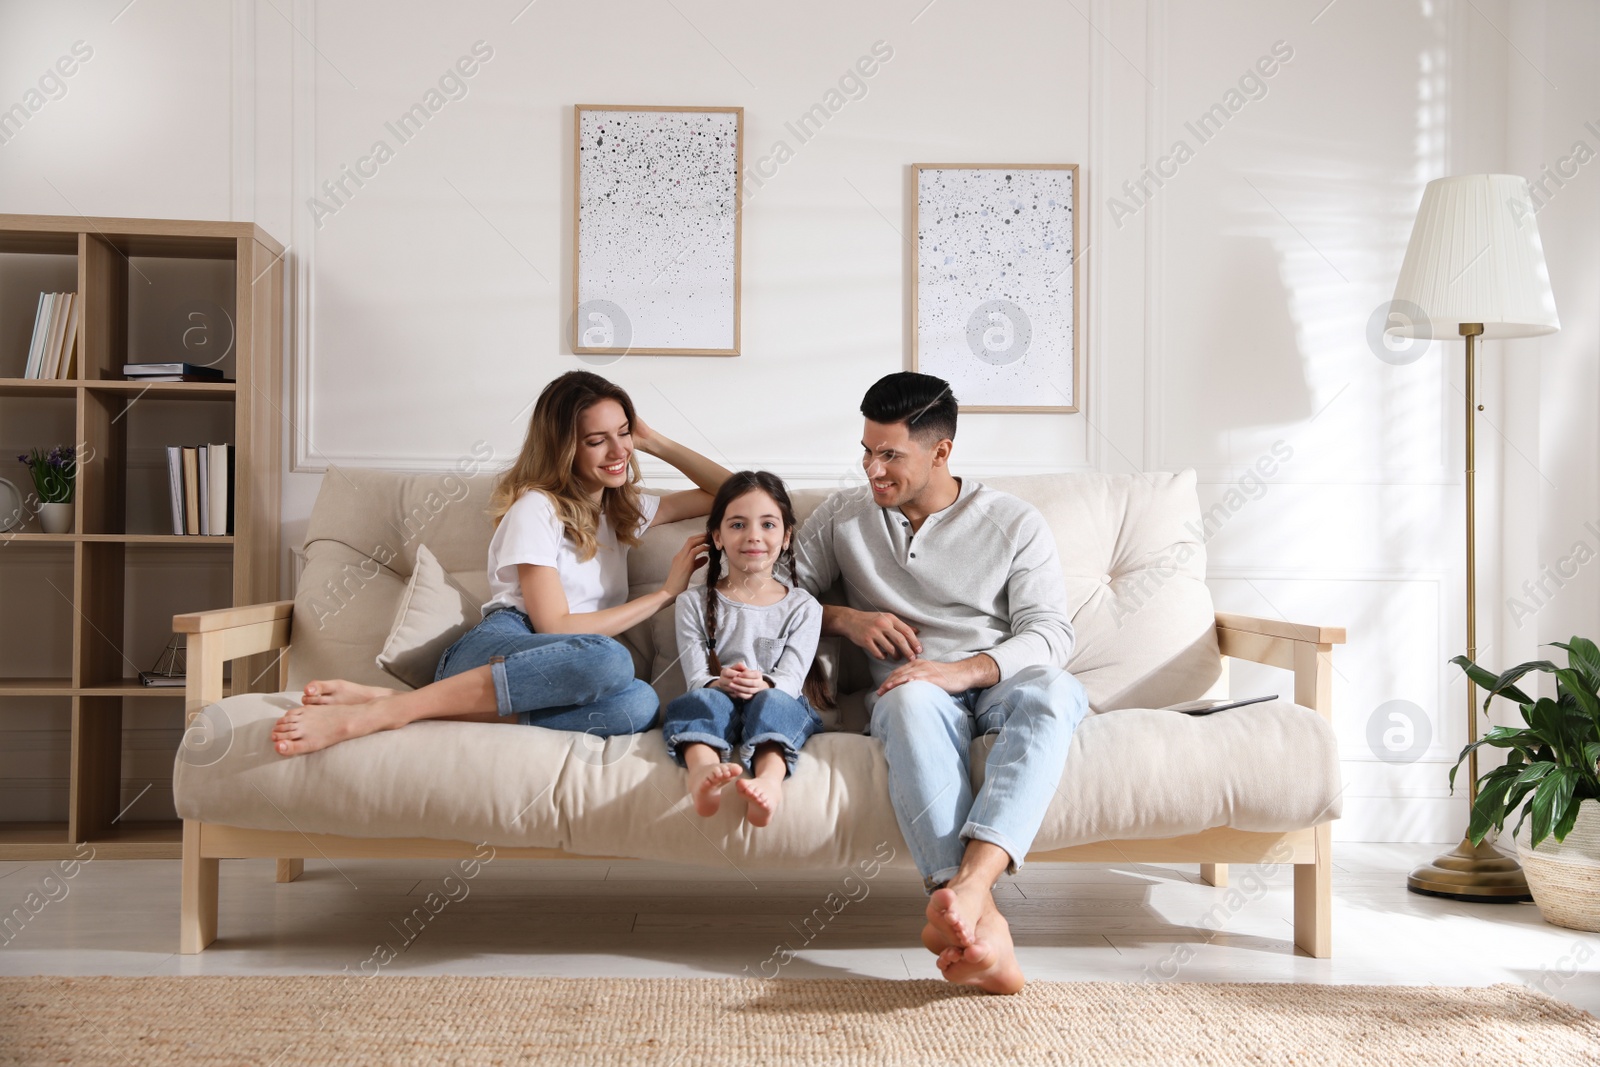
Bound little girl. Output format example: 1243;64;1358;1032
664;471;823;828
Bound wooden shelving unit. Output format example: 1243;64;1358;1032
0;215;284;860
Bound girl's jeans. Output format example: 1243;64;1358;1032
663;686;822;777
434;606;658;735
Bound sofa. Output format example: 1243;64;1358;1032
171;466;1346;956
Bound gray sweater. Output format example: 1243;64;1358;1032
793;480;1074;690
674;584;823;698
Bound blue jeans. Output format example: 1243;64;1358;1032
869;664;1088;892
663;686;822;777
433;607;658;735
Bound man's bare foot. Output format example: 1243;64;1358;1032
271;702;395;757
737;775;784;827
301;679;396;706
923;884;1024;994
687;762;742;817
923;886;977;952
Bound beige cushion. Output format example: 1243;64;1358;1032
173;691;1341;865
375;543;482;690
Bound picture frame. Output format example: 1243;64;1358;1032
910;163;1081;412
572;104;743;357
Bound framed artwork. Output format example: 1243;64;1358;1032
572;104;743;357
910;163;1081;412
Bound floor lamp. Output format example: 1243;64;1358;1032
1389;174;1560;901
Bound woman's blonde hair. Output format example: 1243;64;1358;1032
488;371;647;562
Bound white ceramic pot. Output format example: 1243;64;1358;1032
1517;797;1600;932
38;501;73;534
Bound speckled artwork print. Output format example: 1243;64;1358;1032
576;108;739;352
915;167;1074;407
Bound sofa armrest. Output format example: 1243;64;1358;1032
172;600;295;712
1214;612;1343;725
1214;611;1345;645
174;600;296;634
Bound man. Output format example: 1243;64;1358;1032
794;371;1088;994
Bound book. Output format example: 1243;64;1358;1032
197;446;210;535
23;293;48;379
224;444;234;535
166;446;184;535
122;362;225;378
182;447;200;535
137;671;186;687
1164;694;1278;716
41;293;68;379
57;294;78;379
207;443;229;536
122;374;235;383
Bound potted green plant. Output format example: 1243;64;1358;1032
1452;637;1600;931
16;445;76;534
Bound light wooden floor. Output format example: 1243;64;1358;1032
1;843;1595;1015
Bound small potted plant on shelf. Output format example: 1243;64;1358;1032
1452;637;1600;931
16;445;76;534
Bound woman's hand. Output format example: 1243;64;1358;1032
630;414;659;456
711;662;768;700
662;533;709;597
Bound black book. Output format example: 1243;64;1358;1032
122;362;225;378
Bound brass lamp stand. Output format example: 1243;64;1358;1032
1405;323;1532;902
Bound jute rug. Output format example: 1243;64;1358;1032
3;976;1596;1066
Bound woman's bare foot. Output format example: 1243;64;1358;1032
737;775;784;827
923;885;1024;994
687;762;742;816
271;701;398;757
301;679;397;706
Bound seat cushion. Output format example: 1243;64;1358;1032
174;693;1341;866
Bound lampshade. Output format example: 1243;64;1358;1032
1390;174;1560;339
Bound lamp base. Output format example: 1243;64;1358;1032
1406;836;1532;902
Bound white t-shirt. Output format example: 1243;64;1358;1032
482;489;661;617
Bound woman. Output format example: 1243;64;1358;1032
270;371;727;756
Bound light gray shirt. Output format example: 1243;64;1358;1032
674;584;823;698
793;480;1074;690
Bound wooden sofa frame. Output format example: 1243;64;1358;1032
174;603;1345;957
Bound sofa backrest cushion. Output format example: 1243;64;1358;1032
288;467;499;692
288;467;1220;713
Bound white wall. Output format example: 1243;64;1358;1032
1;0;1596;842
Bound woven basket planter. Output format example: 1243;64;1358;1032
1517;798;1600;932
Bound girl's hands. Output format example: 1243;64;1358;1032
711;663;768;700
662;533;709;597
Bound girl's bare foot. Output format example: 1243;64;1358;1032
271;701;397;757
301;679;397;706
687;762;742;816
737;775;784;827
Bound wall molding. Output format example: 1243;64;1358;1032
290;0;318;471
231;0;256;222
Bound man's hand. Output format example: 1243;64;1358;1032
876;654;998;697
835;607;922;661
710;662;768;700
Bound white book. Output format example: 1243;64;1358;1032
207;443;228;536
23;293;48;379
166;446;184;536
56;294;78;379
198;446;210;535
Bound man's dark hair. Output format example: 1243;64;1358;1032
860;372;958;444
